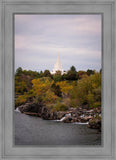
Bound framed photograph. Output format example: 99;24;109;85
0;0;115;159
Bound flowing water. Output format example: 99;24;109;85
14;111;101;145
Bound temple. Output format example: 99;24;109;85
51;53;66;75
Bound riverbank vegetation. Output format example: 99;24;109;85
15;66;101;112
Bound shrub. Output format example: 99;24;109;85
51;83;62;97
59;104;68;111
15;94;27;107
87;92;94;108
53;74;62;82
93;102;101;108
53;102;68;111
63;98;71;107
70;98;80;108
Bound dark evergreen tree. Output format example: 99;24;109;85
51;83;62;97
53;74;62;82
66;66;77;80
70;66;76;72
43;70;52;77
87;69;94;76
15;67;23;76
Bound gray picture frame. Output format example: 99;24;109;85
0;0;115;159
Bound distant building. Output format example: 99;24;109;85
51;53;66;75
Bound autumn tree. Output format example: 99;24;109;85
56;81;73;96
31;77;58;104
70;72;101;108
15;80;28;95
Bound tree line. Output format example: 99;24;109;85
15;66;97;81
15;66;101;111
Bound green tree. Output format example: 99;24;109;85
53;74;62;82
15;67;23;76
51;83;62;97
43;70;52;77
62;73;67;80
77;70;87;79
70;72;101;108
55;70;62;75
70;66;76;72
87;69;94;76
39;71;44;77
65;66;77;80
66;70;77;80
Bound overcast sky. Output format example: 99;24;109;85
15;14;101;72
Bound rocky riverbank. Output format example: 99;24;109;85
17;103;101;132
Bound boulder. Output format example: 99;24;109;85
63;116;73;123
81;115;93;122
18;103;42;113
17;103;101;127
88;116;101;131
57;111;66;120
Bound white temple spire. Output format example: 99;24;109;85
51;52;65;75
55;52;62;70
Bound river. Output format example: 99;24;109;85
14;111;101;145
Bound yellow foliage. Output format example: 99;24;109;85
31;78;57;104
15;80;27;95
87;92;94;108
56;81;73;95
32;78;54;97
15;94;27;106
15;72;101;110
42;89;58;104
70;72;101;108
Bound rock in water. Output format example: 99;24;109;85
88;116;101;132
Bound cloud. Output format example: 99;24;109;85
15;14;101;35
15;14;101;72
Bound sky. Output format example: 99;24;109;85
15;14;102;72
